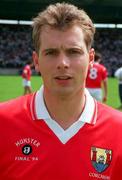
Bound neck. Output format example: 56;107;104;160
43;88;85;130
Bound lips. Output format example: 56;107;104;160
54;74;72;79
55;76;71;80
54;75;72;85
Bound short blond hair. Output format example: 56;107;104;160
32;2;95;54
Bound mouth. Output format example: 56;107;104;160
54;75;72;85
54;75;72;80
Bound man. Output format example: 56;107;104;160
114;66;122;108
22;60;33;94
0;3;122;180
86;52;108;102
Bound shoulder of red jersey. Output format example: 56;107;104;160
98;63;108;77
0;94;33;120
100;64;107;71
23;65;30;72
94;63;107;71
97;101;122;126
25;65;30;69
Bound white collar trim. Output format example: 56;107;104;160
32;85;97;144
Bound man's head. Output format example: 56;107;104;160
32;2;95;55
26;60;33;68
32;3;95;97
94;52;102;63
26;60;32;65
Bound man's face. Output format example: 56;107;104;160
33;25;94;97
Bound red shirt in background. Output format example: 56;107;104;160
86;63;108;88
22;65;32;80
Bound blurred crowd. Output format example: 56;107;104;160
0;25;33;68
94;28;122;76
0;24;122;76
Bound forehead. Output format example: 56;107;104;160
40;25;86;49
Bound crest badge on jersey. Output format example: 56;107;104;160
91;147;112;173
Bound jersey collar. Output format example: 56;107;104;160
31;85;97;125
30;86;97;144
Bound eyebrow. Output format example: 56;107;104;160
41;48;58;54
42;48;57;52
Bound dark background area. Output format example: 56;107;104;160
0;0;122;23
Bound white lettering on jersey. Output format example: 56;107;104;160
89;172;110;179
15;138;40;147
89;68;98;79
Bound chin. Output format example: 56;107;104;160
53;87;76;97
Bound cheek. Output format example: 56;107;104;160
39;63;52;80
77;59;89;72
38;60;47;73
76;60;89;81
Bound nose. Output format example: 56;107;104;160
56;53;70;70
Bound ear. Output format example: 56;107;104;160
89;48;95;68
32;51;40;72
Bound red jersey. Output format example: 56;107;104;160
86;63;108;88
22;64;31;80
0;87;122;180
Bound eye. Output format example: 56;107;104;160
69;49;78;54
45;49;58;56
67;49;82;55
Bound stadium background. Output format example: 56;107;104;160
0;0;122;108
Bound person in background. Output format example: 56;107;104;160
114;66;122;108
0;2;122;180
22;60;33;94
86;52;108;102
